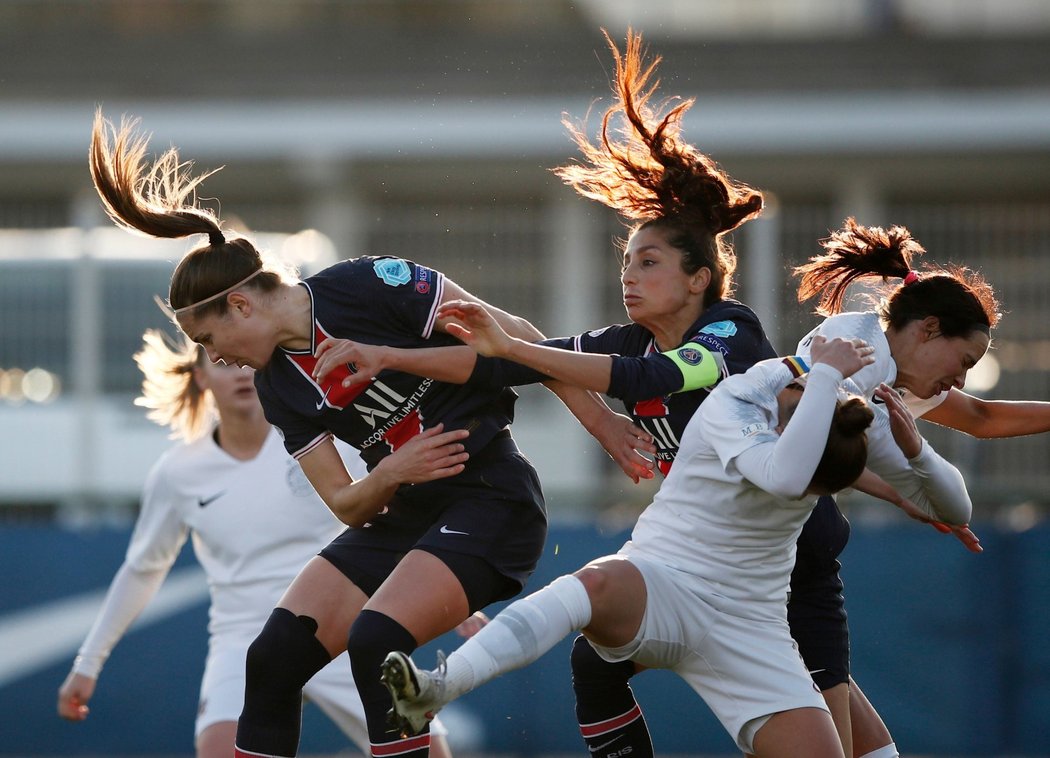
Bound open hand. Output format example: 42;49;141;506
313;338;385;387
590;412;656;484
437;300;514;358
873;383;923;459
808;335;875;380
372;424;470;485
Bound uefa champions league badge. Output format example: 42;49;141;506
373;258;413;286
699;320;738;338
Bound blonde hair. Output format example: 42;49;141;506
134;329;215;442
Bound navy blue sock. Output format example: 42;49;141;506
347;609;431;757
236;608;331;757
571;634;654;758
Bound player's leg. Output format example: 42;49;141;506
195;639;256;758
348;548;477;756
750;707;845;758
849;676;898;758
196;721;236;758
571;636;654;758
383;557;646;735
787;495;854;755
235;556;367;758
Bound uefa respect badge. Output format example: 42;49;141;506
373;258;413;286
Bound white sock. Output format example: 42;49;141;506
858;744;899;758
441;574;592;700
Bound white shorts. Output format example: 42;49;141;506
196;635;447;747
590;554;827;754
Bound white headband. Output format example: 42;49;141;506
173;268;264;316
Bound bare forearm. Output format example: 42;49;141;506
325;469;401;527
502;339;613;393
382;345;478;384
924;393;1050;438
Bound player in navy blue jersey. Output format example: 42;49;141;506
87;114;640;758
311;31;985;758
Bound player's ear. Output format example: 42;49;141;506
227;292;251;317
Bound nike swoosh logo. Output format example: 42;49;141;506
439;525;469;536
198;491;226;507
316;385;332;410
588;735;624;754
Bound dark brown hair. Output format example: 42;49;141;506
554;30;764;307
795;217;1000;338
89;110;283;317
809;397;874;495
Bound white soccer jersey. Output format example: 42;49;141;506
797;311;895;398
623;359;834;615
794;311;970;523
796;310;951;417
73;428;363;671
126;428;360;636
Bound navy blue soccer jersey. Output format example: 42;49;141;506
472;300;775;475
254;256;518;470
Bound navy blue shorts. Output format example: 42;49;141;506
320;430;547;612
788;495;851;691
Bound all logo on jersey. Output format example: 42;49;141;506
373;258;412;287
632;396;680;476
288;349;370;410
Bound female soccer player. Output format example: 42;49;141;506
382;334;973;758
792;217;1002;758
54;330;454;758
310;31;980;758
85;114;631;758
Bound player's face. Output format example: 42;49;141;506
195;359;260;417
899;326;989;400
179;300;276;370
620;227;707;330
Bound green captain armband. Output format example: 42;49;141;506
663;342;726;392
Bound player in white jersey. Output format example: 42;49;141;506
56;330;453;758
380;331;973;757
792;217;1003;758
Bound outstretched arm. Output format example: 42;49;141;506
852;468;982;553
922;388;1050;438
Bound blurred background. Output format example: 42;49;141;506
0;1;1048;756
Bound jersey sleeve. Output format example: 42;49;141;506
797;312;890;397
862;408;972;525
255;370;333;459
730;362;843;501
607;344;726;400
74;457;188;679
355;257;446;340
698;358;795;468
123;458;190;572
